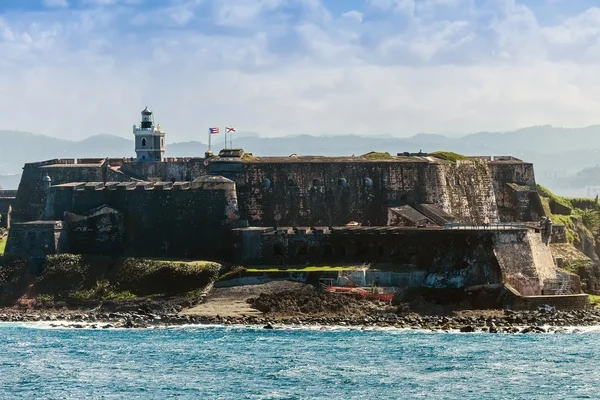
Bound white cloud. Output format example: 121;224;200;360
1;0;600;141
341;10;363;22
43;0;69;8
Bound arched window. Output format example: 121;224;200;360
263;179;271;189
364;178;373;187
141;137;147;147
312;178;322;187
338;178;348;187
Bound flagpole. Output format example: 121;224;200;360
208;128;211;152
224;126;228;150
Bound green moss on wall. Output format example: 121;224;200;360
361;152;394;160
430;151;471;163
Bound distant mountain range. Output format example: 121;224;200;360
1;126;599;193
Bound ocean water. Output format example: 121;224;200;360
1;324;599;399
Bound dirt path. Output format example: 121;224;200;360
181;281;310;318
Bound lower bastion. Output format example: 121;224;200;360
2;149;588;310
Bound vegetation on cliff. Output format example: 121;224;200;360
538;185;600;295
537;184;600;240
430;152;471;163
0;254;221;306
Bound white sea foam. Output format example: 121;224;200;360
4;320;600;335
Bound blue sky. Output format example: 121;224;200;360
1;0;599;141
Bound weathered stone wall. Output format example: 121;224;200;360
4;221;68;257
233;159;503;227
502;285;589;310
120;159;208;182
13;156;538;227
234;227;505;289
14;160;114;222
489;162;544;222
39;182;232;260
493;230;559;296
235;227;569;295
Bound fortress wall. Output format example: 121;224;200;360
14;160;210;223
119;159;208;182
234;160;503;226
235;161;427;226
235;227;567;295
489;162;542;221
434;160;499;223
13;162;106;222
42;184;231;259
493;230;558;296
235;228;504;288
5;221;68;258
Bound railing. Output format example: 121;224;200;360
443;222;527;230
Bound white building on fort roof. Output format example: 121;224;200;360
133;107;166;162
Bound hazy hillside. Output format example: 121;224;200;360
1;125;600;193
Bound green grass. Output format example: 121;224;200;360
537;185;600;241
361;152;394;160
246;265;364;273
0;237;6;256
537;184;573;209
589;295;600;308
430;151;471;163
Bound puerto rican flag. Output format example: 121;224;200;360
209;127;219;134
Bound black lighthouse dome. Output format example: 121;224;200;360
140;106;154;129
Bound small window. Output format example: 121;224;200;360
273;244;283;257
141;137;147;147
142;155;146;160
312;178;322;187
364;178;373;187
338;178;347;187
263;179;271;189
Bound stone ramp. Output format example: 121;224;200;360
181;281;310;318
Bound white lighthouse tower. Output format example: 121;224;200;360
133;107;166;162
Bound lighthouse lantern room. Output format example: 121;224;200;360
133;107;166;162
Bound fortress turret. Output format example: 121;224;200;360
133;107;166;162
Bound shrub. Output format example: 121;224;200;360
111;259;220;296
37;254;88;294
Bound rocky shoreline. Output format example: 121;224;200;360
1;308;600;333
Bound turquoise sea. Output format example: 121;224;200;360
1;323;599;399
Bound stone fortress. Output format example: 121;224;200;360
3;108;589;309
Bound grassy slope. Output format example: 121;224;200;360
430;151;471;163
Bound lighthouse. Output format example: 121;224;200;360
133;107;166;162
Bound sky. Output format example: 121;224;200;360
1;0;600;141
